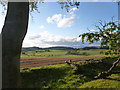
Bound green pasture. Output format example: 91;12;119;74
21;56;120;88
21;49;107;57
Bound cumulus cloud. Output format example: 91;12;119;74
47;14;62;23
23;31;100;48
23;31;80;47
57;16;75;27
39;25;45;29
47;14;75;28
46;7;78;28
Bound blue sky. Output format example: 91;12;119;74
0;2;118;48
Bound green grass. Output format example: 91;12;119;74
21;56;120;88
21;49;107;57
79;74;120;88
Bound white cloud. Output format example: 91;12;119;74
46;7;78;28
69;7;78;14
0;5;7;33
23;31;82;47
47;14;75;28
47;14;62;23
90;29;96;32
0;13;6;33
57;16;75;28
76;37;82;42
118;19;120;23
23;31;100;48
46;17;52;23
39;25;45;29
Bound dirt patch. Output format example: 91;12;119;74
20;56;106;68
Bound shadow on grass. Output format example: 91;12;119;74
21;56;120;88
21;67;70;88
74;57;120;79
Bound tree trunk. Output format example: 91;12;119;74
95;56;120;79
95;3;120;79
2;1;29;88
65;60;80;74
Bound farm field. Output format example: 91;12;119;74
20;48;120;88
20;55;107;68
21;49;107;57
20;49;107;68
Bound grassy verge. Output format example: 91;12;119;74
21;56;120;88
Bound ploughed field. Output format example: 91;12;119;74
20;55;106;68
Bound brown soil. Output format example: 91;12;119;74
20;55;106;68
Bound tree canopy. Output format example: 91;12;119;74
79;20;120;55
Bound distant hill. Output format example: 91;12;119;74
22;46;108;52
45;46;74;50
22;46;74;51
79;46;109;50
22;47;42;51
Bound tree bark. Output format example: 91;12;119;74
95;56;120;79
2;1;29;88
65;60;80;74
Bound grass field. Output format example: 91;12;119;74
20;56;120;88
20;49;108;68
21;49;107;58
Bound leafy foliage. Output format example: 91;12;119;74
29;0;44;12
0;0;80;13
58;0;80;12
79;20;120;55
28;0;80;12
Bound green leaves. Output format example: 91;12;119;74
58;0;80;12
79;20;120;55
